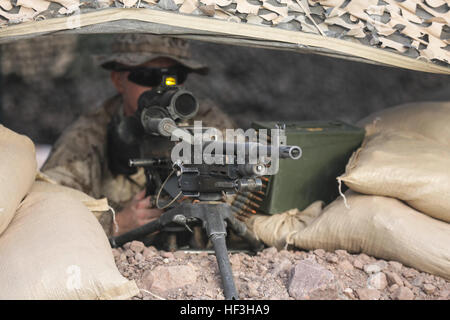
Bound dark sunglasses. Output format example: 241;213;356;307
121;65;190;87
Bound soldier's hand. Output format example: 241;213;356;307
114;190;163;236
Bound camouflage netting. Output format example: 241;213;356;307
0;0;448;74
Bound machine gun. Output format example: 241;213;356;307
108;81;302;299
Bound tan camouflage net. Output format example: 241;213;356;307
0;0;448;73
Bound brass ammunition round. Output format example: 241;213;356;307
233;199;257;214
243;192;263;202
236;195;260;208
230;204;249;217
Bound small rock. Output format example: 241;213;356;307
422;283;436;295
143;247;156;259
353;260;364;270
123;242;131;250
163;258;169;264
157;0;179;11
393;287;415;300
202;289;213;298
119;253;127;262
385;271;403;287
402;268;418;279
439;290;449;299
356;288;380;300
375;261;388;270
230;254;241;270
335;250;349;257
124;249;134;257
358;253;372;263
367;272;388;290
389;284;399;293
173;251;186;259
263;247;278;257
326;255;339;264
313;249;326;258
388;261;403;273
141;270;154;290
186;287;194;297
247;282;259;297
161;251;174;259
338;260;354;271
273;259;292;276
403;279;413;289
411;275;423;287
135;253;144;262
363;264;381;274
129;241;145;253
295;251;306;258
200;260;210;267
343;288;354;299
149;265;198;293
288;260;337;300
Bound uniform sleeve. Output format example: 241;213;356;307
41;117;105;199
41;113;115;237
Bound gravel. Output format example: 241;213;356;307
113;242;450;300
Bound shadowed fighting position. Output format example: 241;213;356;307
42;34;236;237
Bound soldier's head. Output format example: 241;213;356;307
100;34;208;116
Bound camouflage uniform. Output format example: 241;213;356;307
41;35;236;237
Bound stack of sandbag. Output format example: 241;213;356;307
340;101;450;223
338;130;450;223
245;101;450;280
289;191;450;280
305;101;450;279
357;101;450;146
0;125;36;234
0;125;139;299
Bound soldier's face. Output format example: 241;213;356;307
111;58;178;116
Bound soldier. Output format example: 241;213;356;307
42;34;236;238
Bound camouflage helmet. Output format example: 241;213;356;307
99;34;208;75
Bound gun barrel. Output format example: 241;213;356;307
206;141;302;160
129;158;170;167
279;145;302;159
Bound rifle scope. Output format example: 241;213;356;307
137;87;199;137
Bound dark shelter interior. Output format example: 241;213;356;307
1;34;449;145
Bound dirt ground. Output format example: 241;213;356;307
113;241;450;300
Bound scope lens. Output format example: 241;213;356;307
174;93;197;118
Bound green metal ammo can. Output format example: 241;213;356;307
251;121;365;214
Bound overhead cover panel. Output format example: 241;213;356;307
0;0;448;74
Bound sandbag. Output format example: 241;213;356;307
31;178;116;236
290;191;450;280
0;125;37;235
338;130;450;223
0;191;139;299
245;201;324;250
31;179;109;211
357;101;450;145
